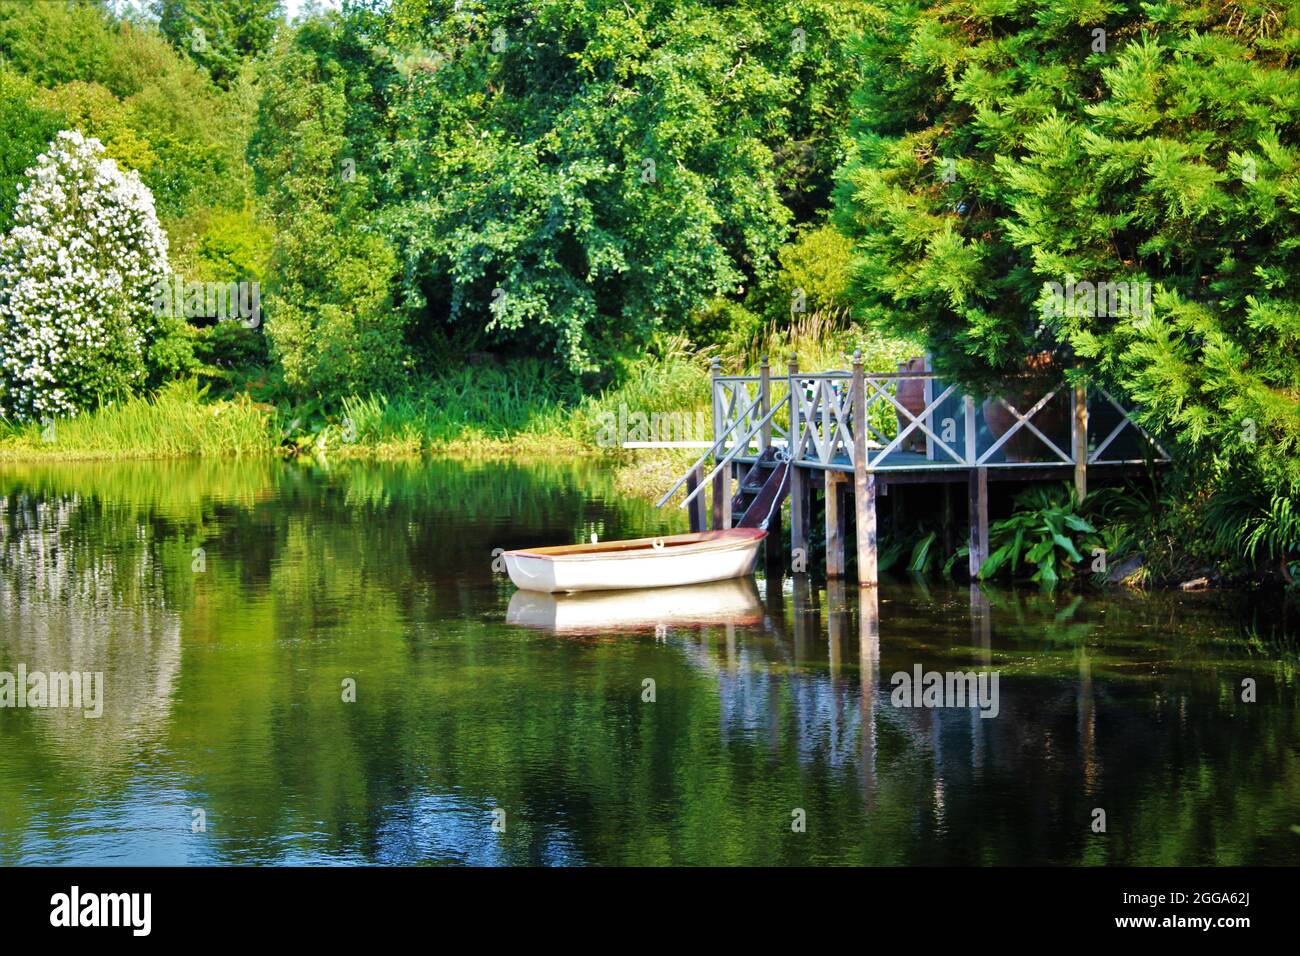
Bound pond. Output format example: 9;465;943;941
0;458;1296;865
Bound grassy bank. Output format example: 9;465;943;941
0;379;276;460
0;314;913;468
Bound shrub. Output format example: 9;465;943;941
0;130;176;420
979;484;1101;586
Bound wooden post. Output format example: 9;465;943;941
710;358;729;530
710;356;722;437
1073;383;1088;502
759;354;771;453
712;465;731;530
923;353;935;461
963;394;977;466
825;470;847;577
764;480;782;574
851;350;878;586
968;466;988;578
788;354;808;572
686;464;707;533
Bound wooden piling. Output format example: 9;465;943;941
788;354;808;571
686;463;707;533
851;349;878;586
968;466;989;578
1073;383;1088;502
764;483;783;574
710;358;730;530
825;470;847;577
712;464;731;530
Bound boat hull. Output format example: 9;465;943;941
503;528;765;593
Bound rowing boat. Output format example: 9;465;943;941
502;527;765;593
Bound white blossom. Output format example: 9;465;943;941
0;130;169;421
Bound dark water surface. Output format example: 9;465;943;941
0;458;1296;865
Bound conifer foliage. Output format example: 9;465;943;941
836;0;1300;505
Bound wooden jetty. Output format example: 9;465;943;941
658;353;1168;585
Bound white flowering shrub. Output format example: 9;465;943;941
0;130;170;421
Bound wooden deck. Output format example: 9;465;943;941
660;353;1169;584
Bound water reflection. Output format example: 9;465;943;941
0;459;1297;865
506;578;763;633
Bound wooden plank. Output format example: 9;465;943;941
963;394;977;466
968;466;989;578
825;470;847;578
923;354;934;461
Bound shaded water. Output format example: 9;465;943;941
0;458;1296;865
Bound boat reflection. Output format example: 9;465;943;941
506;577;764;634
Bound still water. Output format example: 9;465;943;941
0;459;1296;865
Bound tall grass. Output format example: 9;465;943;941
0;379;274;459
0;316;921;466
338;358;584;456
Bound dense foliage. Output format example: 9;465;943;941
834;0;1300;570
156;0;284;88
369;0;873;373
249;20;404;394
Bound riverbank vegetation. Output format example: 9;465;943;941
0;0;1296;588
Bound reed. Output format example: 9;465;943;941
0;379;275;459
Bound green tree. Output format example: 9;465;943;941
835;0;1300;520
381;0;872;374
0;66;65;233
248;20;405;397
155;0;284;88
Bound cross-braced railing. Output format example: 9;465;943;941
777;357;1168;473
713;367;790;456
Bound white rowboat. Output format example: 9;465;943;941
502;528;765;593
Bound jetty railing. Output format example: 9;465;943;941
726;355;1168;474
658;351;1170;585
